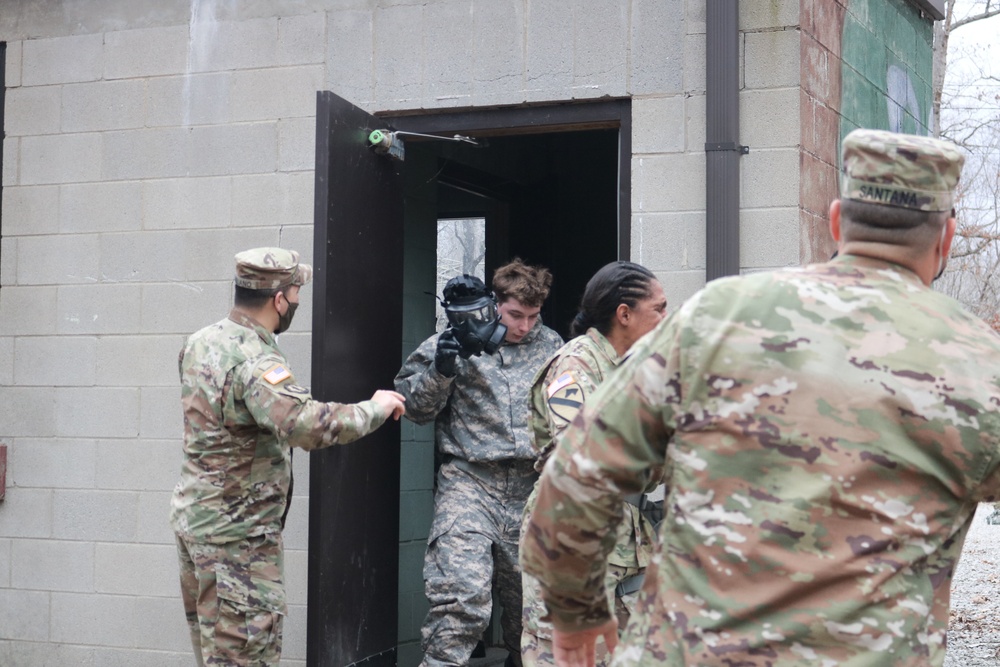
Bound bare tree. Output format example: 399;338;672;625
434;218;487;329
933;0;1000;329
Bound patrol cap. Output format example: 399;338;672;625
234;247;313;290
841;128;964;212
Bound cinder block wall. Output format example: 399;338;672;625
0;7;323;666
0;1;810;665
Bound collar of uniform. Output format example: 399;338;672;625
228;308;277;347
584;327;621;367
829;253;924;286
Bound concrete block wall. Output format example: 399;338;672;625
0;6;322;666
0;0;826;664
631;0;803;312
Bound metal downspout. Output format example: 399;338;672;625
705;0;747;281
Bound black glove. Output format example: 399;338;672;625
434;329;462;377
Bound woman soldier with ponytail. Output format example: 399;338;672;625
519;261;667;667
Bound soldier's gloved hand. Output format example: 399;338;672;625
434;329;462;377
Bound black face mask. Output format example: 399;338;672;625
452;317;507;358
276;298;298;334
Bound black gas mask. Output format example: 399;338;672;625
441;275;507;358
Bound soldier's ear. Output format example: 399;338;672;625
616;302;631;327
829;200;842;242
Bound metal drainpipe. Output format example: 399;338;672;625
705;0;748;281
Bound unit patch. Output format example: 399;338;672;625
263;364;293;385
547;372;584;424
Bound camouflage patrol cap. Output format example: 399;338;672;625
841;129;964;212
234;247;313;290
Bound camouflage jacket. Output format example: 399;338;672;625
170;309;388;544
521;255;1000;666
395;320;562;463
527;327;656;568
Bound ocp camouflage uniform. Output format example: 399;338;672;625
520;327;659;667
523;254;1000;666
396;320;562;666
171;308;390;666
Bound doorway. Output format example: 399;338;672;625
308;93;629;667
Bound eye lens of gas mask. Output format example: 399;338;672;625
445;299;497;327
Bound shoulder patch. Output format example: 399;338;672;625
263;364;293;385
547;372;584;424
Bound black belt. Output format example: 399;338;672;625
623;493;644;507
615;573;645;597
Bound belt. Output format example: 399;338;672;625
615;573;645;597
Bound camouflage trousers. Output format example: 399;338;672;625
420;458;538;667
520;563;640;667
176;532;286;667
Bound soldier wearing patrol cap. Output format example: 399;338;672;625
521;129;1000;667
170;247;406;667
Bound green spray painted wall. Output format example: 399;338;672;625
840;0;934;145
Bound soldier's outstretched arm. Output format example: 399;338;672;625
238;355;401;451
521;313;683;633
393;334;455;424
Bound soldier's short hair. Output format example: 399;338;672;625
840;199;948;250
234;285;282;309
492;258;552;307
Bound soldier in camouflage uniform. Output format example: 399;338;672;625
171;248;406;667
522;129;1000;667
395;259;563;667
521;261;667;667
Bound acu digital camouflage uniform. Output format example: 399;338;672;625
522;131;1000;666
171;248;392;667
521;327;659;667
395;320;562;666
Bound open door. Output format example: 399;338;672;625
308;91;404;667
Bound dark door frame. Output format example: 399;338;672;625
384;99;633;259
308;96;631;667
309;91;405;667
